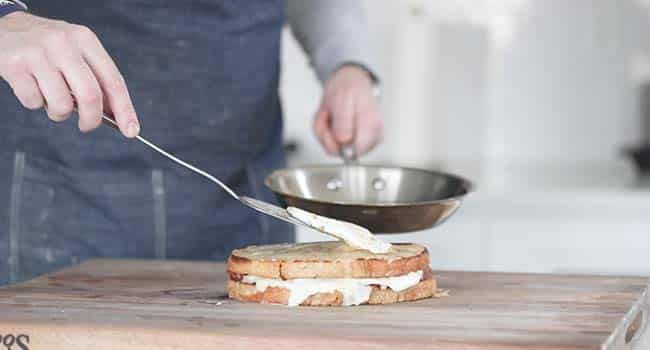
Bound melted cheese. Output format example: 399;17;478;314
243;270;423;306
287;206;391;254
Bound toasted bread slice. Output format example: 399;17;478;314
228;268;437;306
228;241;429;280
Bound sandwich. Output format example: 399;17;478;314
227;240;436;306
227;206;437;306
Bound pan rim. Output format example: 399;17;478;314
264;164;475;207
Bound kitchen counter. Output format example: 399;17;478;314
0;259;647;349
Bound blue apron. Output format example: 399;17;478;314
0;0;293;285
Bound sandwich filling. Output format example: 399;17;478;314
242;270;423;306
286;206;392;254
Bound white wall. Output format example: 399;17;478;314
280;0;650;276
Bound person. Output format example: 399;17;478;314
0;0;383;285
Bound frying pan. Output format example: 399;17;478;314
265;146;474;233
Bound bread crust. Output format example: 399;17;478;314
228;242;430;279
227;274;437;306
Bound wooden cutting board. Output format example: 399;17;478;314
0;259;647;350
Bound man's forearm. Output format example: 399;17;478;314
287;0;379;84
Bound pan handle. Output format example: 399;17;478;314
340;144;358;165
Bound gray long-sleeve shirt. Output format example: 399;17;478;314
287;0;378;83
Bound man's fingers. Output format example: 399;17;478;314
4;71;45;110
62;60;103;133
355;111;384;155
74;25;139;138
330;93;355;145
28;53;74;122
45;37;104;133
313;108;339;155
353;96;384;155
0;14;136;136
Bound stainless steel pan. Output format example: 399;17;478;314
265;149;474;233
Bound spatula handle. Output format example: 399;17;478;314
100;113;120;130
71;101;119;131
340;144;358;165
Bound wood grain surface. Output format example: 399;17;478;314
0;259;647;350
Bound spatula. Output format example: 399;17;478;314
98;113;310;229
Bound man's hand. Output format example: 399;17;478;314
313;65;383;156
0;12;139;137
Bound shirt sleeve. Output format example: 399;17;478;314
0;0;27;17
287;0;379;84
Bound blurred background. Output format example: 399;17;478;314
281;0;650;275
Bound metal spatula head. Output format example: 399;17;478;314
238;196;305;226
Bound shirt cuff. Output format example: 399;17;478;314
0;0;27;17
310;39;380;84
335;61;382;98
